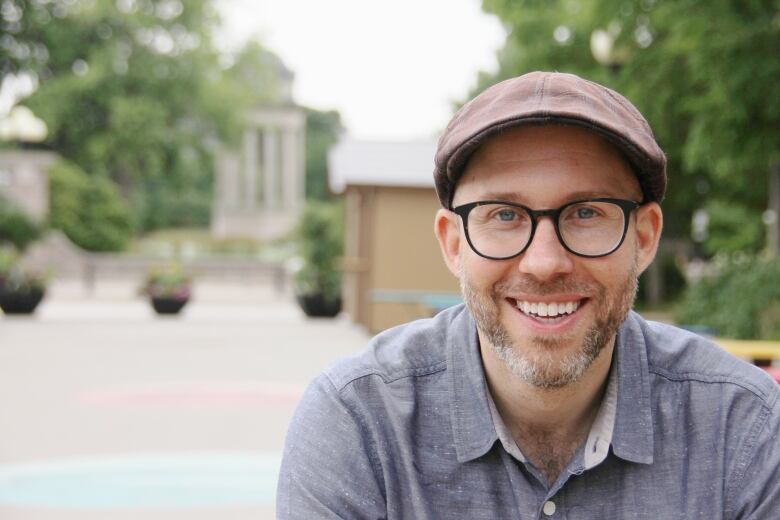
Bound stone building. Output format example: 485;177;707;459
211;106;306;241
211;53;307;241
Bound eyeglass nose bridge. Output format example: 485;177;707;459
520;207;567;254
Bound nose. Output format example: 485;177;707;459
516;217;574;281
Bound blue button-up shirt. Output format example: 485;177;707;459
278;306;780;519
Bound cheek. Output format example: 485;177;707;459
587;251;638;294
459;251;513;288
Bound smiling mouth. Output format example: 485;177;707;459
510;298;586;321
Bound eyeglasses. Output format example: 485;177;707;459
451;198;641;260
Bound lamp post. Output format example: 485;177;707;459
590;26;629;73
766;165;780;257
0;106;48;145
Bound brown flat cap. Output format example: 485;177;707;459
434;71;666;207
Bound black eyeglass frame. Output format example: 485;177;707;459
451;197;642;260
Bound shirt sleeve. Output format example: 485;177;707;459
276;373;387;519
729;388;780;519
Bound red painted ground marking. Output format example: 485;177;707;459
78;381;306;407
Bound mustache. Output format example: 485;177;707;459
491;275;599;297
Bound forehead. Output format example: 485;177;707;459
454;125;642;205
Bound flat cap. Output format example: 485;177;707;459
434;71;666;207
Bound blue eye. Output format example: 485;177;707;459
496;209;517;221
575;207;597;219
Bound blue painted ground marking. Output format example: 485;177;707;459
0;452;281;508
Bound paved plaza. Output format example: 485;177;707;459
0;279;371;519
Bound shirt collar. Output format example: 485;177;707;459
611;311;655;464
447;306;654;466
582;358;618;468
446;306;499;463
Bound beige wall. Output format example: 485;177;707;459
0;150;57;222
342;185;460;333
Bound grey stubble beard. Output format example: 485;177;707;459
460;258;638;389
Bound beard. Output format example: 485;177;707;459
460;258;638;390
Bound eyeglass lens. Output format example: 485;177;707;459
466;200;628;258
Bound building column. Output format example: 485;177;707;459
216;150;240;209
242;128;259;210
263;127;279;209
297;126;306;204
282;126;299;210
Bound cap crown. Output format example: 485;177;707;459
434;72;666;207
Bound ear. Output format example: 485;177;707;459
434;208;463;277
634;202;663;274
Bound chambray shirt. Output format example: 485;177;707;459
277;305;780;519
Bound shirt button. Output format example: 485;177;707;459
542;500;556;516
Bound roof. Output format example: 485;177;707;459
328;137;437;193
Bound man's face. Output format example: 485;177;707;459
435;125;662;389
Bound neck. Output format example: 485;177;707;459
481;335;615;437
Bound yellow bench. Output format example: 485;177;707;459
714;339;780;364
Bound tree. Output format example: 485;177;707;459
2;0;280;230
0;194;41;250
305;108;343;200
476;0;779;252
48;160;133;251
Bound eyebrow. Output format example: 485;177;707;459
473;190;625;205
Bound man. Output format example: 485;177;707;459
277;72;780;518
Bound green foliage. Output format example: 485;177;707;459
138;181;212;230
0;195;41;250
475;0;779;251
142;262;191;300
702;200;764;255
222;40;288;112
48;160;133;251
305;108;343;200
676;254;780;339
637;252;686;306
293;201;344;300
4;0;285;232
0;245;19;276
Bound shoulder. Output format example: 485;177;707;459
278;305;472;513
322;304;471;391
628;311;778;405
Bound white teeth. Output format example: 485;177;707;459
515;299;581;318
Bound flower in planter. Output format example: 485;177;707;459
142;263;192;300
0;244;18;282
1;268;47;294
0;245;48;314
292;201;344;317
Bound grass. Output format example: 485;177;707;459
130;228;294;260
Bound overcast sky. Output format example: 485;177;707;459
215;0;506;141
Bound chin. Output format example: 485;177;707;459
492;328;609;389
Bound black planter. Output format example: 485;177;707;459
0;287;45;314
296;293;341;318
151;296;189;315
